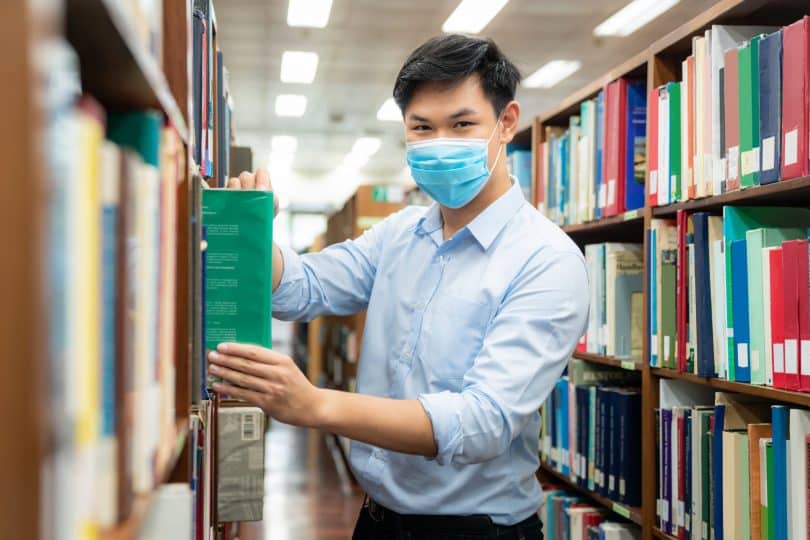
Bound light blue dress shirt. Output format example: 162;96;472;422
272;181;589;525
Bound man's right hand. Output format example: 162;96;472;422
226;168;279;216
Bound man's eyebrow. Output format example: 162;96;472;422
449;107;477;119
407;113;430;122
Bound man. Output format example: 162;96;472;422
210;34;588;539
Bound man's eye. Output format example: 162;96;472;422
454;121;474;128
412;125;431;131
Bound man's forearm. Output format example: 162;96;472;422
315;389;439;457
272;242;284;291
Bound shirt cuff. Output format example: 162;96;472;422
272;244;306;314
418;391;464;465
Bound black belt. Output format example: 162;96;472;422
364;497;539;535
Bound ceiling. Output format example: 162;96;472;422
213;0;719;208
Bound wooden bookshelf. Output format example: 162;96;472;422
572;351;642;371
538;462;643;526
652;528;678;540
65;0;189;142
526;0;810;537
651;368;810;407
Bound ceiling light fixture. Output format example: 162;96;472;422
442;0;509;34
271;135;298;154
342;153;370;169
376;98;402;122
351;137;382;157
593;0;681;37
287;0;333;28
275;94;307;117
522;60;582;89
280;51;319;84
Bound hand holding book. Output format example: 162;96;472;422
225;167;279;216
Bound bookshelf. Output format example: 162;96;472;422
537;462;643;526
528;0;810;537
572;351;642;372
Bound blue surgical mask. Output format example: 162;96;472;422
406;122;503;209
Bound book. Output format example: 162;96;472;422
739;35;764;188
201;190;275;388
780;16;810;180
772;405;788;540
730;239;751;382
789;409;810;540
625;81;647;212
758;31;783;184
724;46;742;191
749;423;773;540
782;239;807;390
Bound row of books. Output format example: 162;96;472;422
506;148;533;203
537;78;647;226
656;379;810;540
539;360;641;507
121;0;163;64
541;487;640;540
648;206;810;392
192;0;232;183
41;39;181;537
649;17;810;207
581;243;644;361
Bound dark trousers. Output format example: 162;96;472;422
351;502;544;540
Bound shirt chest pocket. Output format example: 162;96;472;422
419;292;493;386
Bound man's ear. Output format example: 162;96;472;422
499;100;521;144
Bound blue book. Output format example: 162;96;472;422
662;408;672;533
615;389;641;506
509;149;533;202
730;239;751;382
692;213;717;377
576;385;590;487
192;10;204;167
758;30;783;185
607;389;620;501
713;404;726;540
625;80;647;211
596;90;605;219
772;405;788;540
100;173;119;438
595;387;607;495
560;134;570;224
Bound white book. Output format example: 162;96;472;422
658;87;671;205
681;59;691;203
708;215;727;378
688;244;698;371
140;484;193;540
694;36;706;198
789;410;810;540
763;247;777;386
701;31;713;197
600;522;642;540
586;244;600;354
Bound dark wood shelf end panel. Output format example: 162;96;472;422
572;351;642;371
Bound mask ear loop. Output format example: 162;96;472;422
487;118;505;174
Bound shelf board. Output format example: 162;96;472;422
562;210;645;241
651;367;810;407
652;175;810;217
101;417;190;540
653;528;677;540
66;0;189;143
572;351;642;371
538;462;642;525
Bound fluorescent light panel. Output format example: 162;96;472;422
376;98;402;122
343;153;369;169
275;94;307;117
351;137;381;157
522;60;581;89
593;0;681;37
442;0;509;34
280;51;319;84
287;0;332;28
271;135;298;153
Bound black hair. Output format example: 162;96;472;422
393;34;521;117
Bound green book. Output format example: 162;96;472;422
699;409;713;537
763;438;774;540
738;36;763;188
746;228;807;384
668;81;682;202
661;246;678;369
723;207;810;380
202;189;274;386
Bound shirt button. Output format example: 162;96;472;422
403;351;411;359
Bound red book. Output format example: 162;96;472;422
603;80;628;216
796;240;810;392
648;86;660;207
770;248;786;389
676;210;688;372
784;240;803;390
583;511;605;539
781;16;810;181
686;55;696;199
576;331;587;353
724;47;741;192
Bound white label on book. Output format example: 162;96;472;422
751;349;760;372
241;412;260;441
664;335;671;361
650;171;658;194
678;501;685;526
785;129;799;166
685;513;691;531
607;179;616;206
662;500;670;520
704;155;714;192
801;340;810;375
657;499;662;518
726;327;734;339
751;147;761;173
762;136;776;171
580;455;586;477
671;175;678;198
741;149;754;176
737;343;749;368
720;158;727;183
774;343;785;373
651;335;659;359
703;523;708;540
786;339;799;374
609;475;615;491
728;146;740;179
619;477;626;496
598;184;607;209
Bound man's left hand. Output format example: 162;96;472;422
208;343;324;427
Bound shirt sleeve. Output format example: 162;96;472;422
271;214;390;322
418;249;589;465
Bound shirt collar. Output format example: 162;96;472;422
414;177;525;250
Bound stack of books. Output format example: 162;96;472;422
540;360;641;507
537;78;647;226
507;148;532;202
648;206;810;391
656;379;810;539
541;486;640;540
648;17;810;207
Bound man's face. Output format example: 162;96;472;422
404;75;504;170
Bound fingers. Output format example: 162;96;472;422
227;176;241;189
211;380;265;405
217;342;287;364
255;168;271;190
239;170;256;189
208;362;267;392
208;350;270;378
